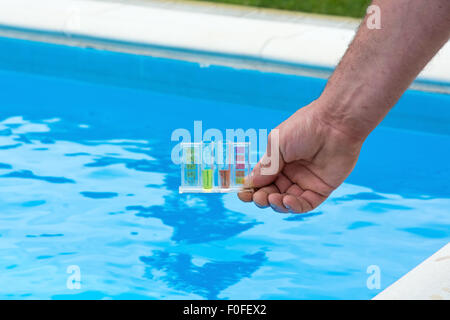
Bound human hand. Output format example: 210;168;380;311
238;99;364;213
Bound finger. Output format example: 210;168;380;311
268;193;289;213
245;131;285;189
237;190;253;202
244;160;275;189
245;156;285;189
285;184;304;197
284;163;334;198
282;190;327;214
253;185;279;208
274;173;293;193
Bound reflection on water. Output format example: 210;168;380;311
0;106;449;300
140;251;266;299
2;170;75;184
81;192;119;199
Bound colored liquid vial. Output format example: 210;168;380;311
202;142;215;190
202;169;213;189
181;143;201;190
217;142;231;189
185;147;198;186
179;141;251;194
235;145;246;185
185;164;197;185
235;170;245;184
219;169;231;188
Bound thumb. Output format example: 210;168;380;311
245;129;284;188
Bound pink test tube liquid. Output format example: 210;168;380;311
235;146;246;185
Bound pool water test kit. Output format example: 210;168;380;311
180;142;251;193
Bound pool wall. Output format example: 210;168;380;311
1;0;449;84
1;35;449;138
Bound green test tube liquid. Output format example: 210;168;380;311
201;142;214;190
202;169;213;190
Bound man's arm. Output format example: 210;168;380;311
239;0;450;213
319;0;450;141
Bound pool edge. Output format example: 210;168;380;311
0;0;449;93
374;243;450;300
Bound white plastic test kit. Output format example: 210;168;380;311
179;142;252;193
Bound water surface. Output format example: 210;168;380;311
0;66;449;300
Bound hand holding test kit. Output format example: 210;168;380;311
179;142;252;193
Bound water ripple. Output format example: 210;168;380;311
0;69;448;300
1;170;75;184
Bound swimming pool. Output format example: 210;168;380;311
0;35;449;300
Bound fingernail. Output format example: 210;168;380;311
270;203;280;211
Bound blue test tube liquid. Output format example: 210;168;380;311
184;146;198;186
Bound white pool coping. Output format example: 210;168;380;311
0;0;449;85
374;243;450;300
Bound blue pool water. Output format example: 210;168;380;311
0;36;449;300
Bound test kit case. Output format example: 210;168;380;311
179;142;251;193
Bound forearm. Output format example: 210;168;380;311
317;0;450;140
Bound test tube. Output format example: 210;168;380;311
233;143;250;186
201;142;214;190
181;143;201;189
217;142;231;189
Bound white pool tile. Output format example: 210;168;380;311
375;243;450;300
0;0;449;82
